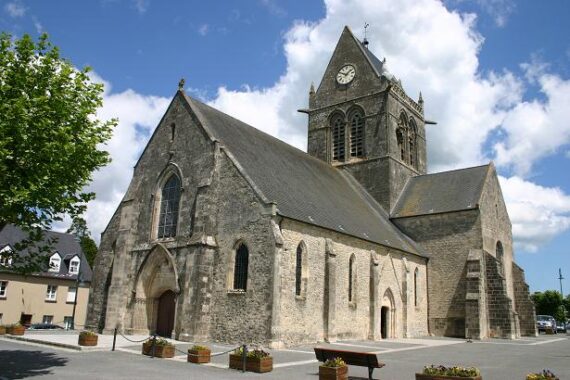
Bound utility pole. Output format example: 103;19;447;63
558;268;564;298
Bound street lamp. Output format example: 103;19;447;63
71;272;83;330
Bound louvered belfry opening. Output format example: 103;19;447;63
331;114;345;161
233;243;249;291
349;109;364;158
158;175;181;238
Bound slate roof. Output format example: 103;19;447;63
183;93;426;257
0;224;93;282
391;164;490;218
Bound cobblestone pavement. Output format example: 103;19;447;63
1;332;569;379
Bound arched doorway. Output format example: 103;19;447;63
380;288;395;339
156;290;176;337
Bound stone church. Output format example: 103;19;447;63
87;26;536;346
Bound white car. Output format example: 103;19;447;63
536;315;557;333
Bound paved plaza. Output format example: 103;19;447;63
0;331;569;379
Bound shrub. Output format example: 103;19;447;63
190;344;209;351
79;330;97;337
323;357;346;368
526;369;558;380
144;337;171;346
233;346;271;358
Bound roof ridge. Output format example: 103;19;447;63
412;163;491;179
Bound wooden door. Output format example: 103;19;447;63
156;290;175;337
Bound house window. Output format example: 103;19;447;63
348;254;356;303
331;113;345;161
49;253;61;272
0;281;7;298
349;109;365;158
0;313;3;324
64;316;73;329
67;287;77;303
68;256;80;275
42;315;53;324
233;243;249;291
157;175;181;239
0;251;12;267
414;268;419;306
46;285;57;301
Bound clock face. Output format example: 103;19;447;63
336;64;356;85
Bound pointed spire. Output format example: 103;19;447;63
309;82;316;109
418;91;423;104
309;82;315;94
178;78;185;91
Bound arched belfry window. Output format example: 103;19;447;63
233;243;249;291
397;112;408;162
157;175;181;238
331;113;345;161
348;254;356;303
414;268;419;306
408;118;417;168
496;241;504;276
349;109;365;158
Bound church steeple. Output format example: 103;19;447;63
303;26;427;211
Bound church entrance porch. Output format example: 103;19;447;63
156;290;176;337
380;288;396;339
381;306;390;339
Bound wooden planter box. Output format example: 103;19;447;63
416;374;482;380
78;334;98;346
0;326;6;335
229;354;273;373
188;348;211;364
319;365;348;380
8;325;25;335
142;342;175;358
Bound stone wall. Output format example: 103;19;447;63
512;263;538;336
277;219;428;346
485;251;517;339
393;210;482;337
464;249;488;340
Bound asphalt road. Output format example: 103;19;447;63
0;334;569;379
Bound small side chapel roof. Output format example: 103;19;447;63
182;93;426;257
391;164;490;218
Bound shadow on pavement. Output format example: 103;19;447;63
0;350;67;379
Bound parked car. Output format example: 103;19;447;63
556;321;567;333
27;323;64;330
536;315;557;333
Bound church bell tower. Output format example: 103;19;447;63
302;26;427;212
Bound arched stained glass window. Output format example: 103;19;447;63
349;109;365;158
157;175;181;238
233;243;249;291
331;114;345;161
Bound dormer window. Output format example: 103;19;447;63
68;256;80;275
0;246;13;267
49;253;61;272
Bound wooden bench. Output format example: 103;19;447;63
314;347;385;380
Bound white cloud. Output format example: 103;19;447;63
32;16;43;34
475;0;515;27
198;24;209;36
133;0;149;14
4;1;26;17
500;176;570;252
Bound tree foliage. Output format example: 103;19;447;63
67;217;98;266
531;290;567;321
0;32;115;266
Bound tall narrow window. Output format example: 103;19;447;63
348;254;356;303
68;256;80;275
409;118;417;168
157;175;181;238
349;109;365;158
0;281;7;298
295;244;303;296
233;243;249;291
331;114;345;161
496;241;504;276
397;112;408;162
46;285;57;301
414;268;419;306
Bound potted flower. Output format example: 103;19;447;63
142;337;175;359
78;330;98;346
188;344;211;364
0;325;6;335
526;370;559;380
416;365;482;380
7;323;25;336
319;357;348;380
229;346;273;373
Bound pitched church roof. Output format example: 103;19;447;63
391;164;490;218
182;93;426;257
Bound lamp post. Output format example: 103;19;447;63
71;272;82;330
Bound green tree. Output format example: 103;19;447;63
0;33;115;269
531;290;565;321
67;217;98;267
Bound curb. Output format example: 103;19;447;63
2;334;85;351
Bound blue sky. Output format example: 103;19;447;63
2;0;570;294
